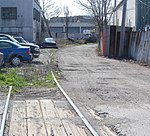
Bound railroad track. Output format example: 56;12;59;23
51;70;99;136
0;86;12;136
48;50;99;136
0;80;99;136
0;50;116;136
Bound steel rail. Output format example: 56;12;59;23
51;71;100;136
0;86;12;136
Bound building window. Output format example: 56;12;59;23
33;8;40;22
1;7;17;19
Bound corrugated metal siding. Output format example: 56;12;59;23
102;26;132;58
129;31;150;64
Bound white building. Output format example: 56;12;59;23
0;0;41;42
113;0;136;28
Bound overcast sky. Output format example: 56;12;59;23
54;0;87;16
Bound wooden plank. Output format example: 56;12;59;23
102;126;117;136
40;99;58;119
56;107;75;118
40;100;67;136
99;127;108;136
45;123;67;136
26;100;47;136
56;107;87;136
63;122;87;136
8;99;88;136
99;126;117;136
9;101;27;136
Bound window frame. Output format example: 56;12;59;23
0;42;13;49
1;7;17;19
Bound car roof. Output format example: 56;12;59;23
0;34;20;43
0;40;21;46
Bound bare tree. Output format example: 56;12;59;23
40;0;61;37
75;0;113;51
63;6;72;39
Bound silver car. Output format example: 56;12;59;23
0;52;4;67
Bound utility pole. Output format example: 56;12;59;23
113;0;117;25
119;0;128;57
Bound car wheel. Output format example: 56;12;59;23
11;56;22;66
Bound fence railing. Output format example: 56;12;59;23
128;31;150;64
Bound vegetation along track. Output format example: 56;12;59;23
0;48;117;136
0;49;99;136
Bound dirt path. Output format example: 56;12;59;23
58;44;150;136
1;49;91;136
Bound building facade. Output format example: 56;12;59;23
113;0;150;30
113;0;136;28
49;16;95;39
0;0;41;42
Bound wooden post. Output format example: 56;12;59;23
119;0;128;57
113;0;117;25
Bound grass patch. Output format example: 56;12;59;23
0;68;59;92
0;69;28;87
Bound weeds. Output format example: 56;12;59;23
0;67;59;92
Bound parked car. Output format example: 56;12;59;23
14;36;40;58
0;52;4;67
0;40;32;66
0;34;40;58
14;36;28;43
41;37;58;48
84;36;97;44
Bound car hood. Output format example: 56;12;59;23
20;43;39;48
17;45;30;49
46;41;56;44
44;38;56;44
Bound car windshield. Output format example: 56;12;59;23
45;38;55;42
8;40;22;47
15;37;27;43
7;35;20;44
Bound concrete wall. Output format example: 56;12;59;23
0;0;41;42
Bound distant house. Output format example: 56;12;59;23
49;16;95;39
0;0;41;42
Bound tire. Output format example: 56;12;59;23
11;56;22;66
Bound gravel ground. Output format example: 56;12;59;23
57;44;150;136
0;87;8;125
0;48;65;135
1;44;150;136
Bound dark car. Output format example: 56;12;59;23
41;37;58;48
14;36;27;43
0;40;32;66
0;34;40;58
14;36;40;58
0;52;4;67
84;36;97;44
